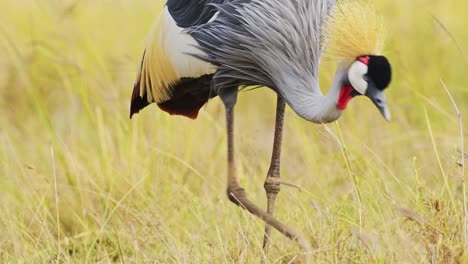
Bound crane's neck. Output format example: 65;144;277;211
279;66;349;124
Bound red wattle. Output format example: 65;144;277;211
337;85;354;110
358;56;370;65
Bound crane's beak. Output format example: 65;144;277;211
365;80;391;121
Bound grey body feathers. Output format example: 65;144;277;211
188;0;345;123
189;0;335;88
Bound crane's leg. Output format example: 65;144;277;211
262;96;285;250
220;91;311;262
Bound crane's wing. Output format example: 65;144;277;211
189;0;336;95
130;0;223;118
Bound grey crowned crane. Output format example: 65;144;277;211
130;0;392;260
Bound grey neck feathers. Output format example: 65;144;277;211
278;66;347;124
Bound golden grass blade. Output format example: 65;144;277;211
440;79;466;250
424;107;456;209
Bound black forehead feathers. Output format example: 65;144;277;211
366;55;392;90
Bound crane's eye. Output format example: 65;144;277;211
348;60;368;95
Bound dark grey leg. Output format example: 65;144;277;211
263;96;286;250
221;92;311;262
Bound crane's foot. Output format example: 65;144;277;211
227;184;312;263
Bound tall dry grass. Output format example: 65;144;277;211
0;0;467;262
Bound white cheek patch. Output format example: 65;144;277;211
348;61;369;95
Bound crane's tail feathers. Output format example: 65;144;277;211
130;55;215;120
130;58;150;118
130;7;182;118
157;74;215;119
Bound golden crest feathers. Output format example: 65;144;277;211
323;1;386;63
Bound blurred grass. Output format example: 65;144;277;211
0;0;467;262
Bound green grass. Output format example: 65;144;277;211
1;0;467;262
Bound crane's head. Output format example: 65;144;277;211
338;55;392;120
325;2;392;121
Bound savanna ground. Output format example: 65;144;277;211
1;0;467;263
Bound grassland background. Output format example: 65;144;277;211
1;0;467;263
